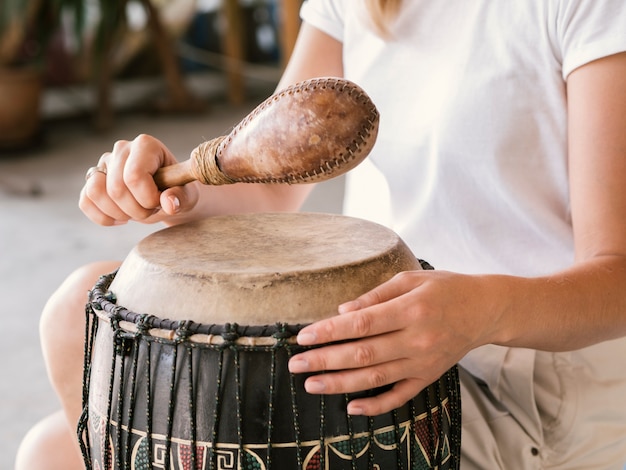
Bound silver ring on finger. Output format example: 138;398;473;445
85;165;107;181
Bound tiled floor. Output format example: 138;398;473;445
0;79;344;468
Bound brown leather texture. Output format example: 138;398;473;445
214;77;379;184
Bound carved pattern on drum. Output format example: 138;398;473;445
132;438;150;470
153;443;170;469
86;402;454;470
178;444;206;470
215;450;234;470
89;410;113;470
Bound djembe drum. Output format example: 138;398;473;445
78;212;461;470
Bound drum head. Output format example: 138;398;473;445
110;212;421;324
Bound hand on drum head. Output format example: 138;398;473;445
79;135;200;226
288;269;494;416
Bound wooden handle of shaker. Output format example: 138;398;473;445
153;160;195;189
153;77;379;190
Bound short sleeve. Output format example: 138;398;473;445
558;0;626;78
300;0;345;42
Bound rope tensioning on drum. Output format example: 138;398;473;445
267;324;292;468
120;317;141;470
77;294;100;467
80;269;461;470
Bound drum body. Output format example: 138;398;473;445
79;213;461;470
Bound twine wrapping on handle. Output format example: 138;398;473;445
189;136;234;185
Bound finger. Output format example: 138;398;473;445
296;307;396;347
290;329;408;374
297;283;422;347
104;141;160;220
302;370;428;416
123;135;177;209
346;379;426;416
158;183;200;216
81;165;131;223
79;185;128;226
299;355;414;395
339;271;425;314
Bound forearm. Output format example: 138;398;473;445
488;254;626;351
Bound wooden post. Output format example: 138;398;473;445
222;0;246;104
139;0;201;111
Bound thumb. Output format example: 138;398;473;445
159;184;199;216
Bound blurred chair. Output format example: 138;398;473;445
93;0;302;127
222;0;302;103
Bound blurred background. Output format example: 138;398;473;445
0;1;348;467
0;0;301;140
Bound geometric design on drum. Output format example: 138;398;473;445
213;449;235;470
373;427;403;450
241;449;264;470
89;397;453;470
328;434;369;458
89;409;113;470
303;446;322;470
128;440;265;470
177;443;206;470
132;437;151;470
411;401;452;469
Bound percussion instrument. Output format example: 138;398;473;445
153;78;379;190
78;212;461;470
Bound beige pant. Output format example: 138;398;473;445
459;339;626;469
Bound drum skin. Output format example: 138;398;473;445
108;212;423;325
80;213;461;470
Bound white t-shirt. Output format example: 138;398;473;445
302;0;626;278
301;1;626;466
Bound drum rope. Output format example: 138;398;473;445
78;295;100;469
173;321;199;470
163;338;179;470
101;314;120;470
392;409;404;470
287;345;304;469
345;396;358;470
209;347;225;470
424;379;436;465
408;399;417;466
267;342;277;469
268;323;293;469
121;328;140;469
185;341;199;470
144;337;154;469
113;324;127;470
319;392;327;470
436;376;445;466
229;325;245;470
367;416;375;469
448;366;463;469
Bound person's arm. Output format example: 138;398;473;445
288;52;626;416
80;23;344;227
490;51;626;350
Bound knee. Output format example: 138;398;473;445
40;261;120;346
15;411;85;470
39;261;120;385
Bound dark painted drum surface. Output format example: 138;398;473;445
79;213;461;469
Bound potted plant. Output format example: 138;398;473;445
0;0;85;148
